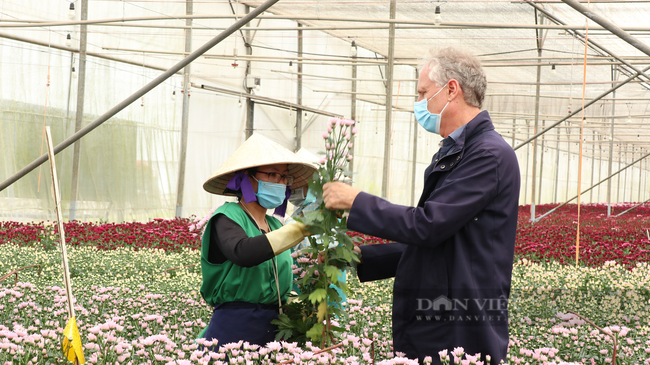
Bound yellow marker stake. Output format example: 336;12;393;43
62;316;85;364
44;127;84;365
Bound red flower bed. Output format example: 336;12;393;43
1;204;649;267
0;218;201;252
516;203;650;268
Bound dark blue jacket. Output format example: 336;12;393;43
348;111;520;364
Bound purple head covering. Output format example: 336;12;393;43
226;171;292;217
226;171;257;204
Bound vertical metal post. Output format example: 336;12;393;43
524;120;530;203
597;143;603;202
637;148;643;202
554;127;560;203
566;128;571;201
511;119;516;147
623;145;632;203
349;40;357;173
530;42;543;220
244;5;254;139
607;68;616;216
175;0;192;218
381;0;396;199
246;99;255;138
410;68;418;206
537;120;545;204
617;146;623;203
590;130;595;202
69;0;88;221
294;24;303;152
65;53;75;136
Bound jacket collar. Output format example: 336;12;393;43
446;110;495;155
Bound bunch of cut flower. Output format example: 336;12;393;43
273;118;363;348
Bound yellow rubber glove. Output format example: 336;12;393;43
267;221;311;256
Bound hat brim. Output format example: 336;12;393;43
203;134;318;196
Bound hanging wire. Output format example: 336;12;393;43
575;1;591;268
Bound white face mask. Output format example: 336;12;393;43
413;83;449;134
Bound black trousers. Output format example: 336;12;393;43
203;301;280;349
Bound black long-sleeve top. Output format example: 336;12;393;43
208;214;275;268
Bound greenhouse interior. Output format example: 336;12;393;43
0;0;649;222
4;1;650;365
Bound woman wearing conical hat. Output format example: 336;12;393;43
200;134;316;349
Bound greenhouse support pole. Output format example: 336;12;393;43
565;128;571;201
0;0;280;193
639;151;644;202
517;1;650;150
244;4;255;139
617;147;623;203
530;11;546;221
381;0;396;199
511;119;516;147
622;145;632;203
69;0;88;221
607;70;616;216
597;144;602;201
349;40;357;175
65;53;75;135
590;131;595;203
537;120;545;204
534;151;650;222
513;64;650;151
554;127;560;203
562;0;650;58
523;120;530;204
294;24;303;152
175;0;193;218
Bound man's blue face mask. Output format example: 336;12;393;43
413;83;450;135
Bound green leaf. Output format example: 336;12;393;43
308;288;328;304
323;265;340;283
327;287;342;303
306;323;324;341
316;301;328;322
275;329;293;341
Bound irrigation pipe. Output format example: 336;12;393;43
0;0;280;193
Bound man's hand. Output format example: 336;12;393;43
323;182;361;210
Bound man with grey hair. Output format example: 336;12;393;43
323;47;520;363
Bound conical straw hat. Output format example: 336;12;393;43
296;147;321;164
203;134;318;196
